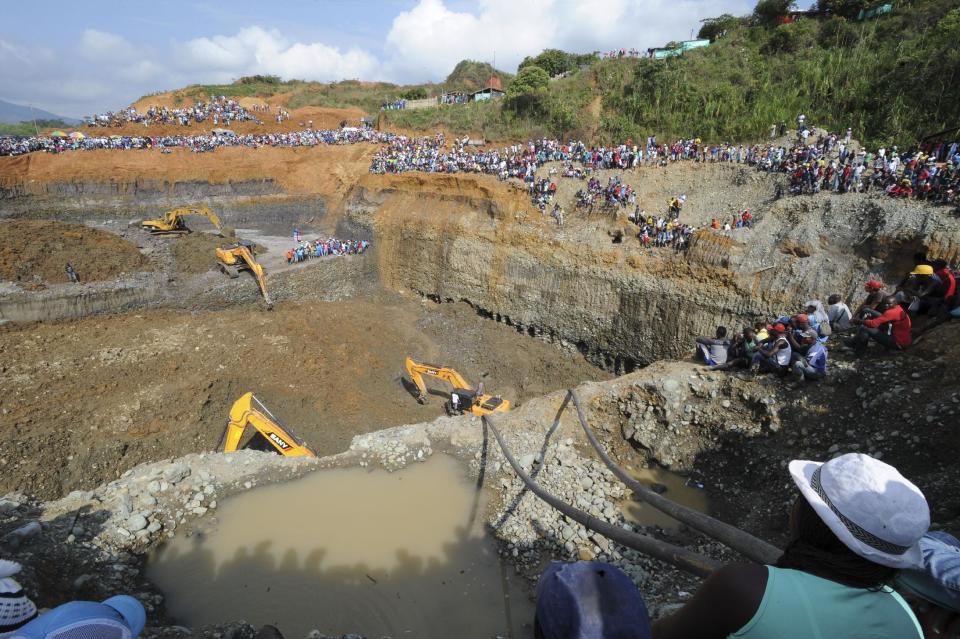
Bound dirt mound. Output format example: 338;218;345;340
0;220;150;284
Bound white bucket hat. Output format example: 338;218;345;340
0;560;37;637
789;453;929;570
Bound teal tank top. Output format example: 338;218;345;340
731;566;922;639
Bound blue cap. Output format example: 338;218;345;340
535;561;651;639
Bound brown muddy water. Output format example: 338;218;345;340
147;455;533;638
620;467;709;530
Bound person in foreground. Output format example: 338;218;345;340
9;595;145;639
652;452;928;639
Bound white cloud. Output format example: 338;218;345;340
1;0;753;117
384;0;754;82
79;29;138;63
177;26;378;82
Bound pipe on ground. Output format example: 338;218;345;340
569;389;783;565
482;414;721;578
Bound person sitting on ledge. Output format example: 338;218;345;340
695;326;731;367
750;323;791;375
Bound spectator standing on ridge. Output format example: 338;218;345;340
64;263;79;284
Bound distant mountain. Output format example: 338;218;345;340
0;99;81;125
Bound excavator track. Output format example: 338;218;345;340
219;263;240;278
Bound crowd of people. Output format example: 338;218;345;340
440;92;469;105
86;96;263;128
380;99;407;110
696;252;958;382
601;48;642;59
0;126;398;156
285;237;370;263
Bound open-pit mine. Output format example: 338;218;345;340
1;104;958;639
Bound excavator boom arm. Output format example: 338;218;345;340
221;392;314;457
405;357;474;400
216;244;272;308
144;205;223;234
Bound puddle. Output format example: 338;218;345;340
619;467;709;530
147;455;532;638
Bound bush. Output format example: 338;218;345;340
400;87;428;100
698;14;742;41
753;0;795;26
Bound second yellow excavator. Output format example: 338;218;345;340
215;241;273;309
217;392;316;457
404;357;511;416
141;205;224;235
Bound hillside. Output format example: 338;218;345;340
382;0;960;146
21;0;959;148
0;98;80;125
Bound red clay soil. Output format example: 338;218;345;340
0;144;377;202
0;220;150;284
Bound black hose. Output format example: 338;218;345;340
482;415;720;578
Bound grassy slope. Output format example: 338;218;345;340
126;1;957;146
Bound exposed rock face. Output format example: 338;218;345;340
341;167;960;369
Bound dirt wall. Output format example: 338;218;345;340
343;170;960;369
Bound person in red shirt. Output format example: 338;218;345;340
847;296;912;353
931;259;957;311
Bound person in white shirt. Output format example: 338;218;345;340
827;294;853;331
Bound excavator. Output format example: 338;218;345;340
141;205;224;235
215;241;273;309
217;392;316;458
404;357;511;416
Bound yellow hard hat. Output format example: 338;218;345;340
910;264;934;276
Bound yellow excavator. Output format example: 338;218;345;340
215;241;273;309
217;392;316;458
404;357;510;416
141;205;224;235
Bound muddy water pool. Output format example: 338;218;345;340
148;455;533;638
619;467;709;530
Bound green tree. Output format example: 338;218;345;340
400;87;428;100
698;14;741;41
753;0;795;26
519;49;573;77
507;65;550;97
816;0;870;19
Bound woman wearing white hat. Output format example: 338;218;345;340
0;561;37;637
653;453;929;638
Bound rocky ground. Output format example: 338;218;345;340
2;316;952;638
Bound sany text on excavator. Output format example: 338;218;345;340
404;357;510;416
217;392;316;457
215;241;273;309
141;205;224;235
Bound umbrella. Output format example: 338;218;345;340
68;131;85;140
50;131;67;137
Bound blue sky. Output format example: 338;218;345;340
1;0;764;118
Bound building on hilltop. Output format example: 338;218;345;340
471;76;505;102
647;39;710;60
